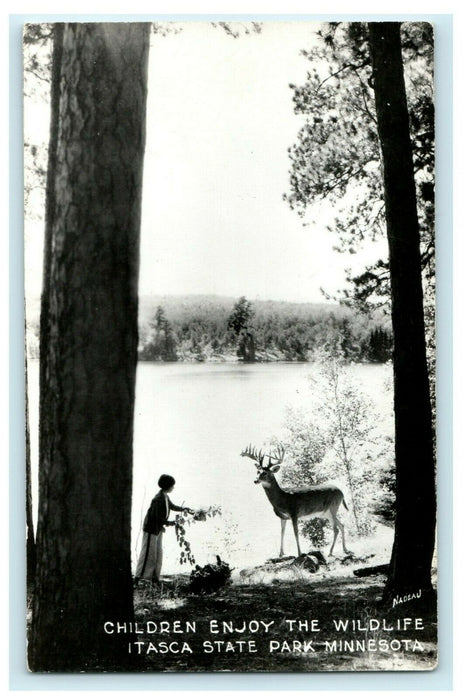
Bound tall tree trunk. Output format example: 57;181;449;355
367;22;436;600
29;22;150;671
25;319;36;591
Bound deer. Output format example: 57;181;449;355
241;444;351;558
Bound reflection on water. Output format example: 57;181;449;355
27;360;393;574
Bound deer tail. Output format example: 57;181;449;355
342;498;349;511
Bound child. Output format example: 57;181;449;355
134;474;193;585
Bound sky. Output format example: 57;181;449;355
24;20;387;305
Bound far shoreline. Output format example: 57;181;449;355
136;356;390;366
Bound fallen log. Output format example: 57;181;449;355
353;564;389;577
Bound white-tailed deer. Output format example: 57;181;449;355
241;444;351;558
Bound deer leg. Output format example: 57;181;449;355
279;518;286;558
329;519;339;557
292;516;302;557
336;516;352;555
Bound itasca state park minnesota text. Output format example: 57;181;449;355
103;610;427;656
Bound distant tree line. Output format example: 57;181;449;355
26;296;394;364
137;297;393;363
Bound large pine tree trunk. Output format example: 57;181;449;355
29;22;150;671
367;23;436;600
25;332;36;591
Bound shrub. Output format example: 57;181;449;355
301;518;329;548
188;556;233;595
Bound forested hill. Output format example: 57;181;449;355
137;294;392;363
25;294;392;363
138;295;336;327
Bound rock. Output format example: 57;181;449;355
306;550;328;567
293;554;320;572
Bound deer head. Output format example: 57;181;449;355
240;444;285;484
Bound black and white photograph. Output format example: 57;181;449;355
23;18;438;674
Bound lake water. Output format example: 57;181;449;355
27;361;393;573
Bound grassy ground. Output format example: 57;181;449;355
132;554;438;673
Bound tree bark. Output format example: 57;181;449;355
25;322;36;591
29;22;150;671
367;23;436;600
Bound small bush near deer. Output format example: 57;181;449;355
188;556;233;595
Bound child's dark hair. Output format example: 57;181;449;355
158;474;176;490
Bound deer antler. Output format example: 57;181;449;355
240;444;265;468
267;444;285;469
